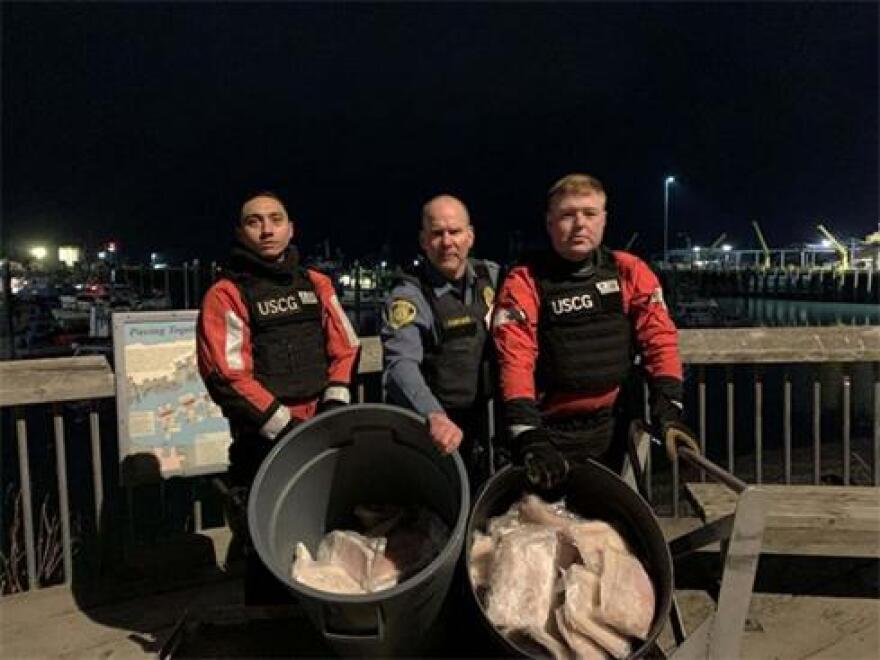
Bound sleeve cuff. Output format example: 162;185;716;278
323;384;351;404
259;403;292;440
509;424;537;439
504;397;542;429
650;375;683;403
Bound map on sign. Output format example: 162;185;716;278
113;311;231;481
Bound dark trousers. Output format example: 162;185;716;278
544;406;627;474
226;429;299;606
447;405;499;495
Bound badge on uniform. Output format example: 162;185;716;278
482;285;495;308
649;286;667;309
596;279;620;295
482;286;495;328
388;298;417;329
492;306;526;328
298;290;318;305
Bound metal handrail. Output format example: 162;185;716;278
668;444;768;660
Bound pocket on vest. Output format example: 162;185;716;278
254;341;295;373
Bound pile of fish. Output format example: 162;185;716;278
469;494;655;659
291;505;449;595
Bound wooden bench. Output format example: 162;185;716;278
685;483;880;558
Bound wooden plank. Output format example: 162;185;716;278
760;528;880;558
354;327;880;371
677;326;880;364
686;483;880;535
0;356;115;406
2;327;876;405
355;327;880;369
687;483;880;512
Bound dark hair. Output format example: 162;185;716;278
237;190;287;224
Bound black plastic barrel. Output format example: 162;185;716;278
466;462;673;659
248;403;470;657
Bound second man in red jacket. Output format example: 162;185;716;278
492;174;685;489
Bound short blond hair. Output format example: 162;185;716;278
547;173;606;208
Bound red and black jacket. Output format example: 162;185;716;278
197;245;359;440
493;247;682;430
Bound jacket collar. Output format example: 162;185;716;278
227;242;300;281
422;258;475;299
543;246;606;279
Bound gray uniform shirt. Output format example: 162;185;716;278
381;258;500;416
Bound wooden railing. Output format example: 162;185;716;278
2;326;878;592
0;356;114;591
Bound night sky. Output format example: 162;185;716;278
2;2;877;265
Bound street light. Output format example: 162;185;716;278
30;245;48;260
663;176;676;265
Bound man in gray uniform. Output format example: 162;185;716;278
381;194;500;487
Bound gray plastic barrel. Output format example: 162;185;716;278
248;403;470;657
466;462;674;659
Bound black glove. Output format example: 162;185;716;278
650;396;681;430
648;378;699;460
649;376;684;432
317;398;347;415
516;427;569;491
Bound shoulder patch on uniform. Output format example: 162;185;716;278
649;286;667;309
492;306;527;329
482;285;495;308
388;298;417;329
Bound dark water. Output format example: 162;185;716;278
669;297;878;491
715;296;880;327
351;295;880;336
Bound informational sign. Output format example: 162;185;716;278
113;311;231;482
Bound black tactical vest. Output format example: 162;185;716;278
400;261;495;410
533;247;633;393
227;267;328;401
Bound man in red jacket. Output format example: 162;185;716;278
197;191;359;601
492;174;688;490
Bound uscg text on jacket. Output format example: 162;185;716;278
549;293;594;315
256;295;300;316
